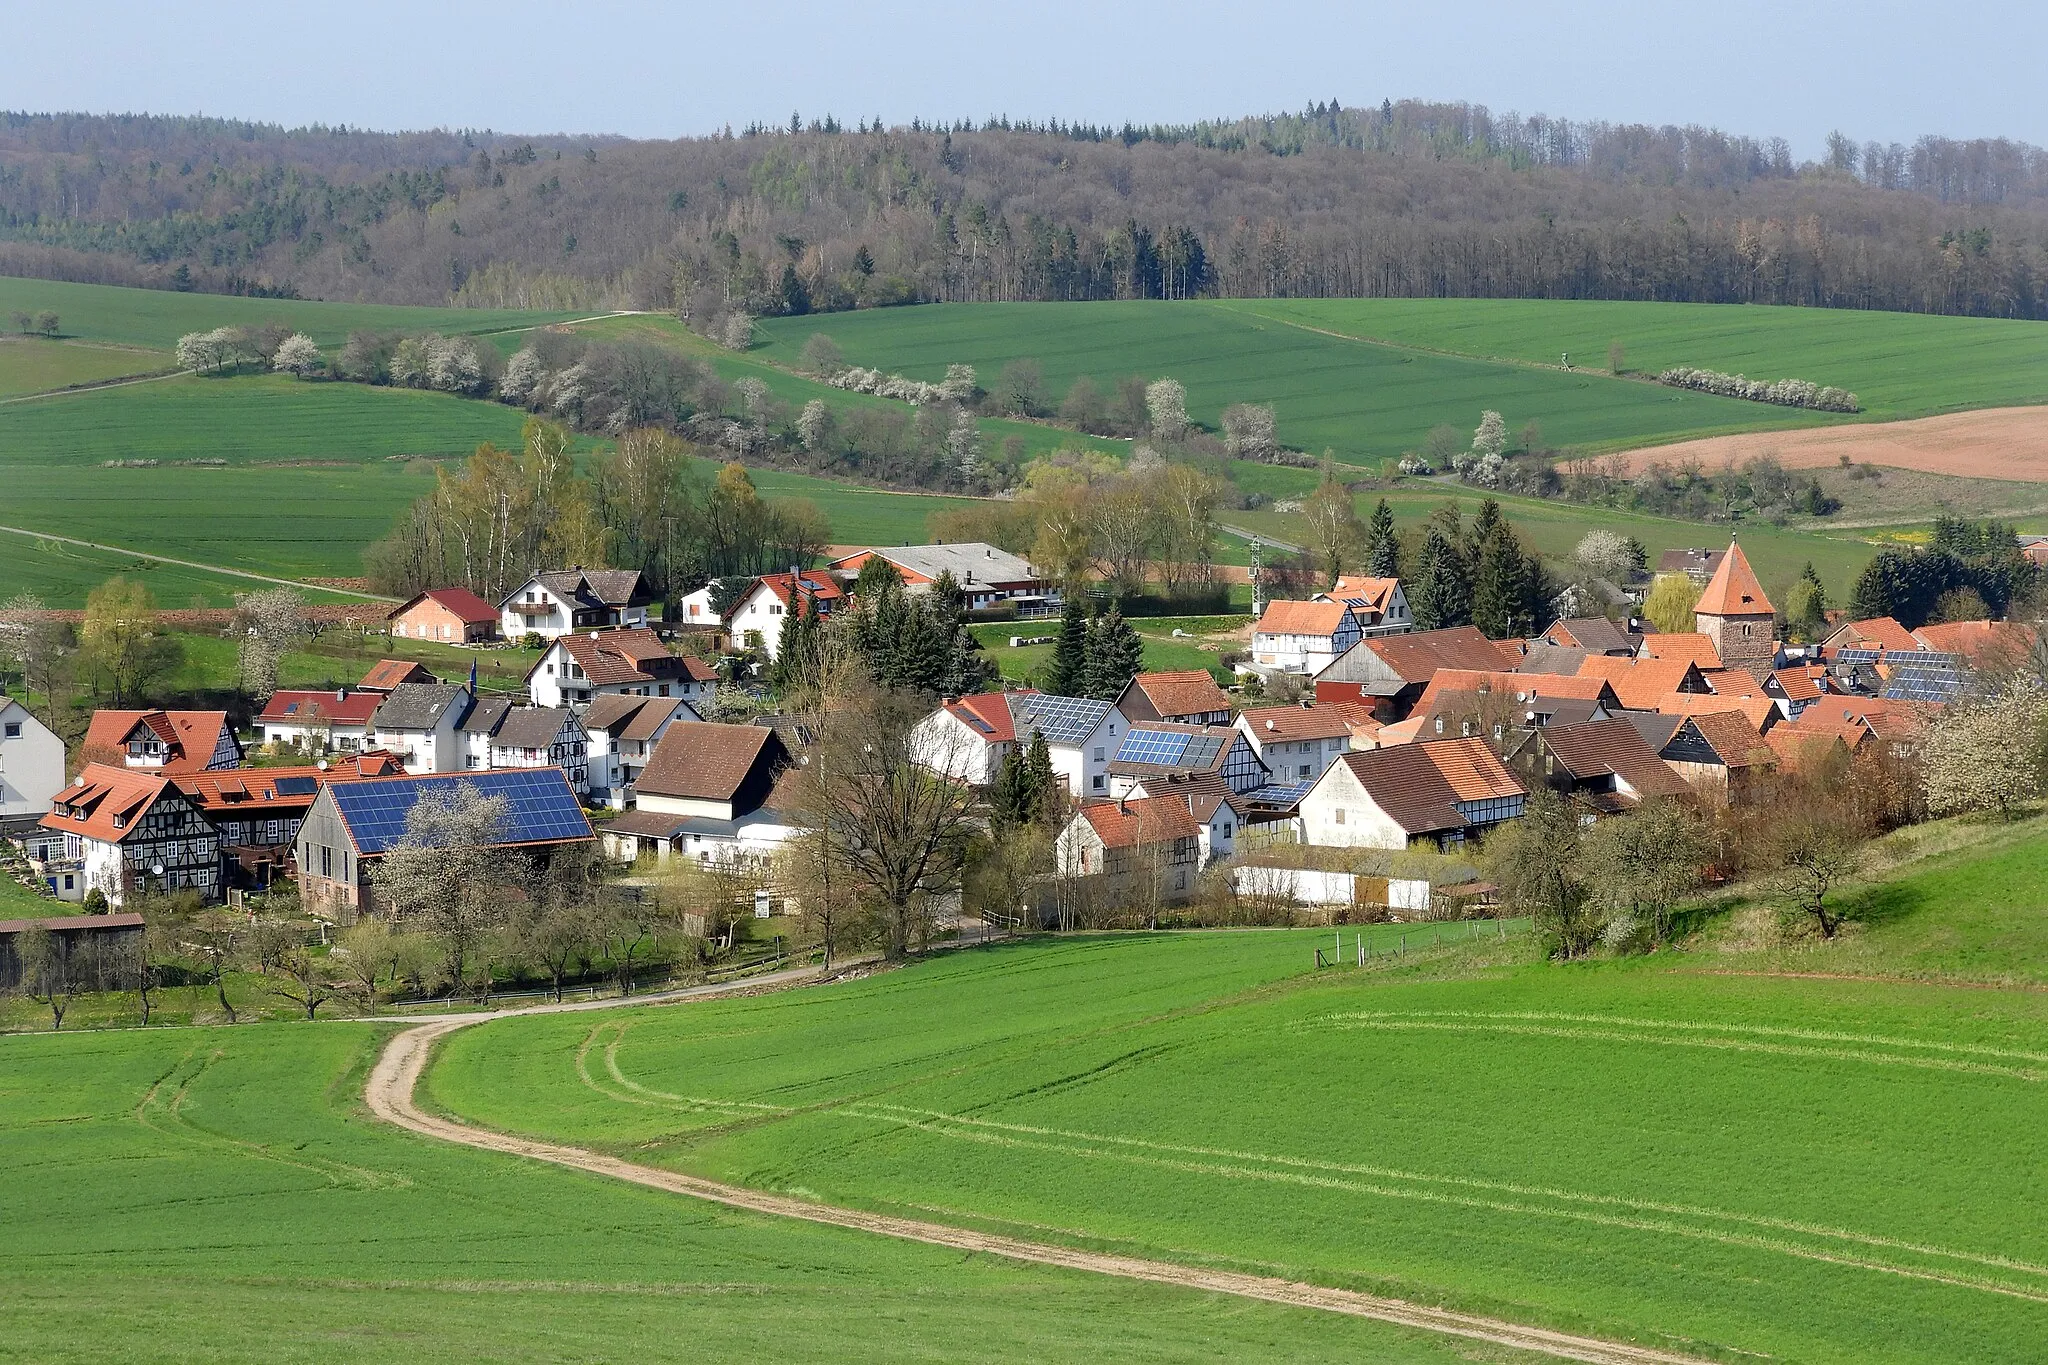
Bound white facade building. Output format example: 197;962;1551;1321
0;696;65;820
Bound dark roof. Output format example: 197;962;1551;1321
1617;711;1685;752
1330;738;1525;835
372;683;471;732
1109;722;1232;777
533;568;649;609
1009;692;1114;745
1516;643;1592;677
1684;711;1773;768
1543;617;1635;654
0;912;146;935
458;696;515;735
1321;627;1515;686
1538;719;1693;799
325;769;594;855
637;722;786;802
493;706;577;750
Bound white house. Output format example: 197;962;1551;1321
910;693;1019;787
1251;599;1363;675
81;709;242;773
1234;705;1353;787
601;722;797;866
580;695;699;804
1297;738;1526;851
255;689;381;753
35;764;221;907
499;569;653;641
527;628;718;710
827;543;1060;614
368;683;474;774
728;571;846;659
454;700;591;794
1317;576;1413;636
0;696;65;821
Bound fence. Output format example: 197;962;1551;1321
1314;917;1515;968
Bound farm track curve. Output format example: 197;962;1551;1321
366;968;1712;1365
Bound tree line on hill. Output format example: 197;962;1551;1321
1848;514;2040;629
9;102;2048;321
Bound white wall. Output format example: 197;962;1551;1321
1298;763;1410;850
0;701;65;817
909;710;1001;786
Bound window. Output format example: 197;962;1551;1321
1334;808;1346;825
1297;764;1311;778
1091;774;1106;791
1434;718;1445;735
4;722;19;738
1092;746;1105;762
1222;823;1233;837
320;846;332;877
63;874;73;891
659;684;670;697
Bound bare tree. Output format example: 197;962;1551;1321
15;925;81;1029
1771;802;1863;939
267;937;344;1019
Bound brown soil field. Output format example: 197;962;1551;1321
1606;406;2048;481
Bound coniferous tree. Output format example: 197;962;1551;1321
1409;527;1472;630
1471;523;1527;639
1850;550;1911;623
1084;610;1144;700
1364;498;1400;578
1024;731;1060;823
1468;498;1504;560
1045;598;1088;695
990;749;1036;829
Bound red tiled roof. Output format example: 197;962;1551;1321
80;710;233;773
1766;726;1855;772
1130;671;1232;719
1773;666;1827;703
1417;669;1617;711
943;692;1019;744
1237;705;1351;743
1792;697;1932;746
40;763;183;844
1575;656;1706;711
388;587;499;625
1912;619;2035;664
1826;616;1920;655
1077;795;1202;850
1256;598;1352;637
1686;711;1773;768
1649;691;1779;732
1638;632;1722;669
1693;540;1774;617
359;659;438;691
755;571;845;610
257;690;381;725
544;628;715;688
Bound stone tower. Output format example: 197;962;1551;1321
1693;538;1777;678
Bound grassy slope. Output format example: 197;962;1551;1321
0;530;366;607
0;336;171;397
1221;298;2048;422
754;301;1837;466
0;1025;1494;1364
431;902;2048;1365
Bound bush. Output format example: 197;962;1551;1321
1657;367;1859;412
964;601;1019;623
520;631;545;650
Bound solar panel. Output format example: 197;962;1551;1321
1833;648;1883;663
1016;694;1111;744
1116;728;1194;766
273;775;319;796
1242;781;1312;806
1881;666;1967;702
333;769;592;853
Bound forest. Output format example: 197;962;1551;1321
7;100;2048;324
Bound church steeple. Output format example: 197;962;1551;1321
1692;537;1777;677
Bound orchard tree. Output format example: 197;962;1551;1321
1471;410;1507;459
1144;378;1188;443
271;333;323;377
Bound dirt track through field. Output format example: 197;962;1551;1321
1609;405;2048;481
365;976;1711;1365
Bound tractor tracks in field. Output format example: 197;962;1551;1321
365;968;1711;1365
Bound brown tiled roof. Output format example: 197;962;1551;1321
1543;617;1634;654
1131;671;1232;719
360;659;438;691
1826;616;1919;654
546;628;707;688
1517;644;1593;677
600;809;694;840
1912;619;2035;664
1686;711;1773;768
534;568;649;608
1353;627;1518;684
579;694;647;734
624;698;696;742
80;710;233;773
257;690;381;725
1765;727;1854;772
1637;632;1722;669
1792;697;1930;746
1077;795;1202;850
40;763;183;844
1576;656;1707;710
492;707;575;751
1256;598;1352;637
1540;719;1693;799
1331;738;1524;835
637;722;783;802
1693;540;1774;617
1237;705;1351;743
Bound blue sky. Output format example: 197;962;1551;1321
9;0;2042;156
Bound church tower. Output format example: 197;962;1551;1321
1693;538;1777;678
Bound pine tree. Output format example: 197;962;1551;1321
990;749;1035;829
1024;731;1060;824
1471;524;1526;639
1085;610;1144;700
770;594;814;695
1046;598;1088;695
1409;527;1472;631
1851;550;1910;623
1468;498;1503;559
1364;498;1400;577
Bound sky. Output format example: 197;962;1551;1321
8;0;2046;158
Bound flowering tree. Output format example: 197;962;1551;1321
1221;402;1278;460
720;312;755;350
1924;680;2048;817
270;333;323;378
1574;529;1639;584
1145;378;1188;443
797;399;832;451
499;347;545;404
175;327;249;375
1471;410;1507;459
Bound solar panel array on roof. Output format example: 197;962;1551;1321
1113;726;1226;770
273;775;319;796
331;769;591;854
1881;666;1968;702
1242;781;1312;806
1834;647;1962;668
1014;694;1110;744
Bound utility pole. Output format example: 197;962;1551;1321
1249;536;1265;618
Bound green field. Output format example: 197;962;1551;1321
0;336;171;398
754;301;1848;467
1222;298;2048;422
0;1023;1509;1364
0;528;368;607
426;882;2048;1365
969;615;1249;683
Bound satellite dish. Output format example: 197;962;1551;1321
316;759;329;771
149;863;164;877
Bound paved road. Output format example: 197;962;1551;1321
365;962;1709;1365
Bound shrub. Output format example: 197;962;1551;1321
1657;367;1859;412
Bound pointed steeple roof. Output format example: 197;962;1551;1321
1693;538;1773;617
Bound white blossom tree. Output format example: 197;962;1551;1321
796;399;832;451
1471;410;1507;459
948;409;981;479
175;327;247;375
499;346;545;404
1924;680;2048;817
270;333;323;378
1145;378;1188;444
721;313;755;350
235;587;308;697
1574;529;1639;585
426;336;486;394
1221;402;1278;460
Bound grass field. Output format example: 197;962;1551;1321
754;301;1847;467
969;615;1248;683
1220;298;2048;422
0;527;371;607
428;891;2048;1365
0;1012;1519;1362
0;335;171;398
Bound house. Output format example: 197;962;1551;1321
1408;686;1610;748
1107;722;1269;799
1574;655;1711;711
0;696;65;821
1657;711;1774;804
368;683;474;774
910;692;1020;787
171;754;402;892
1658;547;1726;585
1649;690;1780;734
1821;616;1922;656
295;769;595;920
80;710;242;774
2021;534;2048;568
456;704;590;793
1234;705;1353;786
1771;664;1832;719
528;628;718;709
1250;599;1363;675
580;695;699;803
1298;738;1526;851
1313;627;1520;720
1765;725;1857;774
357;659;438;693
256;688;381;753
1506;718;1692;815
1692;539;1777;678
1414;669;1620;717
1912;619;2035;668
1010;692;1123;797
1114;671;1233;727
726;572;846;659
36;764;221;906
1054;795;1204;902
1538;617;1640;656
387;587;501;645
672;584;725;636
1789;696;1931;761
1317;576;1412;635
1636;632;1723;670
500;569;653;641
828;543;1060;614
0;912;147;990
603;722;796;865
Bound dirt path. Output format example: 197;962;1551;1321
0;365;190;405
1607;405;2048;482
0;522;395;600
366;974;1708;1365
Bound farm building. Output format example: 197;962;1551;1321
1504;717;1693;815
256;689;381;753
0;912;146;990
0;696;65;822
36;764;222;906
603;722;795;866
1313;627;1519;720
1054;795;1204;902
295;769;594;920
499;569;653;641
387;587;501;645
1251;599;1362;675
1113;670;1233;727
357;659;438;693
1298;738;1527;851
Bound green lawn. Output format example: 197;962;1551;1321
0;529;367;607
168;628;545;700
1222;298;2048;422
430;916;2048;1365
0;1016;1502;1363
755;301;1842;467
968;615;1245;684
0;276;578;350
0;335;171;398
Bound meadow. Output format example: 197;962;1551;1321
969;615;1249;684
753;301;1847;467
0;1009;1512;1363
0;335;172;398
428;892;2048;1365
